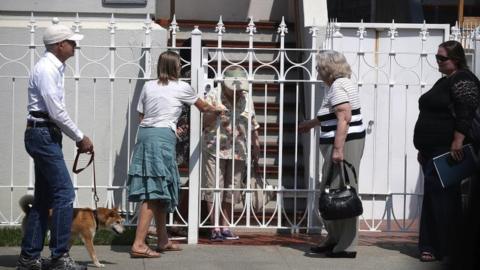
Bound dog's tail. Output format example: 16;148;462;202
19;194;34;215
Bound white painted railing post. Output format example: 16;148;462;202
245;17;257;227
188;26;202;244
277;16;287;230
27;12;36;194
72;14;82;206
306;23;319;234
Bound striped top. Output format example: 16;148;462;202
316;78;365;144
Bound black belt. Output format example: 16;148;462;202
29;111;50;119
26;120;57;128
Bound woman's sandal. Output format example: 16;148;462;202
130;247;161;258
420;251;436;262
156;242;183;252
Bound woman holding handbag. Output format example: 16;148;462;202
299;50;365;258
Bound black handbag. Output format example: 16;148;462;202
318;160;363;220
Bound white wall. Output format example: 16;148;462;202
0;14;167;224
0;0;155;16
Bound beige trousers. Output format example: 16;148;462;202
319;137;365;252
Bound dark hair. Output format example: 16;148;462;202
157;51;180;85
439;40;468;70
179;38;215;80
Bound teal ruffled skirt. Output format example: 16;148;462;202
127;127;180;213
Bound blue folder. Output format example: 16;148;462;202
432;144;478;188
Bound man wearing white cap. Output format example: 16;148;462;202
17;23;92;270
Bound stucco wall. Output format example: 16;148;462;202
0;0;155;16
0;15;167;223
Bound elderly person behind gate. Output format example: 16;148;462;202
299;50;365;258
202;67;261;241
127;51;225;258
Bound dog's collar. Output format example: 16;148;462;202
93;209;99;231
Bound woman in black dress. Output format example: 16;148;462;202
413;40;480;263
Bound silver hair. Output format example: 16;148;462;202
316;50;352;82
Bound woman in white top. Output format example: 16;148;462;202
128;51;224;258
299;50;365;258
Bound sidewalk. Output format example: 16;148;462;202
0;232;443;270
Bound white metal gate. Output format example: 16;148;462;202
1;14;479;244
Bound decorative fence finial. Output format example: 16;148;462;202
169;14;179;33
419;20;429;41
108;14;117;34
28;12;36;33
277;16;288;37
309;17;318;37
169;14;179;48
143;13;152;34
388;20;398;40
450;21;461;41
73;13;81;34
357;19;367;40
216;15;225;35
332;18;343;38
246;16;257;36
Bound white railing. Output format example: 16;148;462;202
0;14;479;244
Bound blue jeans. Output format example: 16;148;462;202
21;126;75;259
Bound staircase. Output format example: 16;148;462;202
156;18;307;214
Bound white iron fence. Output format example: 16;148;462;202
0;14;479;244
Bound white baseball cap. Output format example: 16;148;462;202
43;24;84;45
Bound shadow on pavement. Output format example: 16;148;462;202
0;255;18;268
374;242;418;259
110;245;131;253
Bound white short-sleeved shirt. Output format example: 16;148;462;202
316;77;365;144
137;80;199;131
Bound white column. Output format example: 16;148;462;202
188;26;202;244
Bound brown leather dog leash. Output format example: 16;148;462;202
73;151;99;209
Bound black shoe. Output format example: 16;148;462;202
16;254;42;270
310;244;335;254
325;251;357;258
49;254;87;270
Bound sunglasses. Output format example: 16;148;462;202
435;54;450;62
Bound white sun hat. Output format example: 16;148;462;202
43;24;84;45
223;67;248;92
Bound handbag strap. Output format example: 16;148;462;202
72;151;99;209
324;160;358;188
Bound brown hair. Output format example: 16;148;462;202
439;40;468;70
157;51;180;85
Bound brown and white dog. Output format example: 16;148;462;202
19;194;125;268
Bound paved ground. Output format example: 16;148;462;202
0;232;445;270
